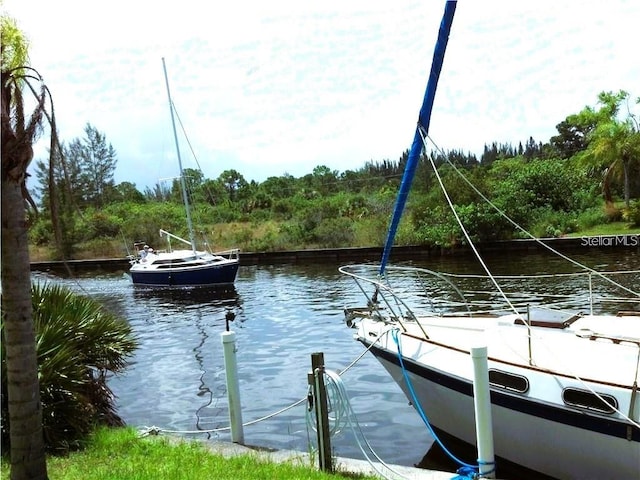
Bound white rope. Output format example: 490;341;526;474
421;130;640;300
306;366;414;480
418;127;520;317
419;130;640;426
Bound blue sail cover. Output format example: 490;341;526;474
379;1;457;276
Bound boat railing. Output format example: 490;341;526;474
340;264;431;338
215;248;241;260
159;229;192;251
340;264;640;330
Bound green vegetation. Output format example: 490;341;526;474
28;91;640;261
0;427;374;480
1;284;138;453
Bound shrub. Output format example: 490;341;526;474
605;203;624;222
622;200;640;226
1;283;138;452
528;208;579;238
492;159;596;224
576;207;610;230
81;210;122;241
312;217;355;248
29;217;54;245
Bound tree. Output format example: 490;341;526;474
311;164;339;195
33;140;81;211
171;167;203;203
218;169;247;202
144;181;171;202
550;117;595;159
259;174;296;199
112;181;145;203
72;123;117;207
199;178;226;206
576;91;640;206
1;14;51;480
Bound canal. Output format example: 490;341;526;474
32;247;640;475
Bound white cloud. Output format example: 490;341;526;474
3;0;639;190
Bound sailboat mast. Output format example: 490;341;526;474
379;0;457;276
162;57;197;252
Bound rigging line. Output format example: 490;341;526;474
423;131;640;300
379;0;457;276
171;99;204;173
495;322;640;429
166;102;415;199
339;324;389;375
440;269;640;280
306;358;414;480
418;132;640;413
419;127;520;318
154;397;310;435
165;103;217;251
171;99;221;215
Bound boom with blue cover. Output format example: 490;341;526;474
379;0;457;276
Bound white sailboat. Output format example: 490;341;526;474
341;2;640;478
129;58;239;287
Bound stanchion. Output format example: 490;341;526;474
471;346;495;478
309;352;332;472
222;330;244;444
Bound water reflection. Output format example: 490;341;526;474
131;284;241;307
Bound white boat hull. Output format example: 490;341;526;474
354;315;640;480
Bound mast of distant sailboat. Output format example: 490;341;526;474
162;57;197;253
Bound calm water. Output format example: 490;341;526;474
33;248;639;473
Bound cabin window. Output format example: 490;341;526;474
154;259;187;265
562;388;617;414
488;369;529;393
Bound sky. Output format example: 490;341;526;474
3;0;639;191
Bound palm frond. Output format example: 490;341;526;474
2;282;138;452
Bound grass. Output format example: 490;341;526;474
0;427;373;480
566;221;640;237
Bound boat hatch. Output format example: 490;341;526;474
488;369;529;393
562;387;618;414
514;309;582;329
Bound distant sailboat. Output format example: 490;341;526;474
129;58;240;287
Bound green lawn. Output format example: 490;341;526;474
0;427;373;480
566;221;640;237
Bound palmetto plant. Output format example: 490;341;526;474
1;283;138;452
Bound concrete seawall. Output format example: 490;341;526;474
30;234;639;274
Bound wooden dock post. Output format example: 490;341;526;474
309;352;332;472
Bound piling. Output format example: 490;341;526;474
471;346;495;478
222;330;244;444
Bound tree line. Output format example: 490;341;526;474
30;90;640;258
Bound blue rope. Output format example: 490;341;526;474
391;329;496;479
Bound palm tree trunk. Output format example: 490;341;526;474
622;154;631;208
1;176;48;480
